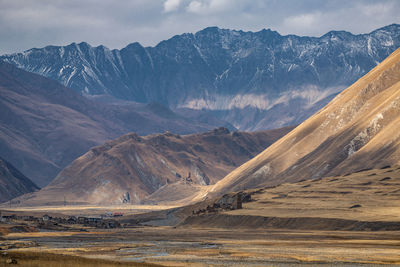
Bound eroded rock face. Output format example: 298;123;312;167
3;25;400;130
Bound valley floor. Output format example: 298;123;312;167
1;226;400;266
2;166;400;266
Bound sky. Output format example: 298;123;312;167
0;0;399;55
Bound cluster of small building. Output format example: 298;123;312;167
0;213;122;229
42;214;121;229
0;214;36;223
192;192;250;215
103;211;124;217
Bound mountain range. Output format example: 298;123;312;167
2;24;400;130
0;61;232;187
121;49;400;229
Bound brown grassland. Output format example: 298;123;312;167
0;251;161;267
2;167;400;266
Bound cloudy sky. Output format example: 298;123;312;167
0;0;399;55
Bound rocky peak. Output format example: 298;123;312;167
2;25;400;130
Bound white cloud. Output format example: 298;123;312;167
360;2;394;19
163;0;181;13
0;0;399;55
209;0;231;11
282;13;322;34
279;1;400;37
187;0;233;14
187;1;204;14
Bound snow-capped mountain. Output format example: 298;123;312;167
2;24;400;130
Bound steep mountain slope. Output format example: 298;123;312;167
210;47;400;196
0;61;232;187
2;25;399;130
0;157;38;203
12;126;293;205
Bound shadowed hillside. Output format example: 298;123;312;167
10;126;293;206
0;61;233;186
0;157;38;203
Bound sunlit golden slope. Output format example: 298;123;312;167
211;48;400;196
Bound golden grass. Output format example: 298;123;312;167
226;167;400;222
0;227;10;236
0;251;162;267
3;227;400;266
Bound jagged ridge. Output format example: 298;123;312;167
2;25;400;130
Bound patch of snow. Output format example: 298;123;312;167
58;66;65;76
66;67;77;86
144;49;154;69
288;64;297;72
59;47;64;58
193;44;207;63
367;37;373;56
232;48;251;59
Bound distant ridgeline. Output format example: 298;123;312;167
2;24;400;130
